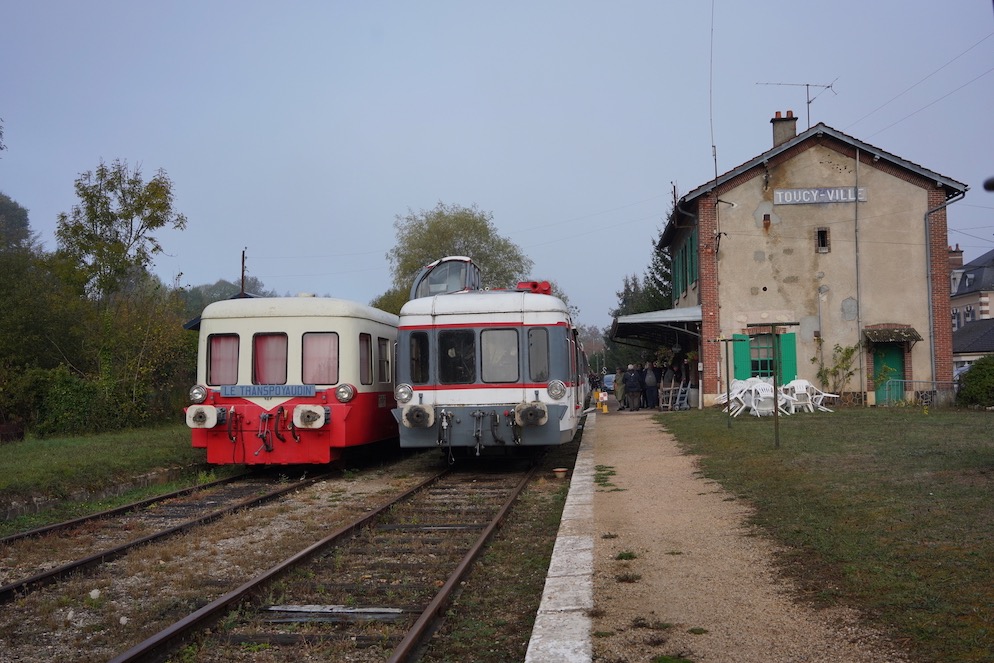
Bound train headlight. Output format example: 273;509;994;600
335;383;356;403
395;383;414;404
189;385;208;404
547;380;567;400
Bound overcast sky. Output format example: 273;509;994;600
2;1;992;331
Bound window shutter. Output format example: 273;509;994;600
777;333;797;382
732;334;751;379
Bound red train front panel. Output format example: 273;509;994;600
188;387;395;465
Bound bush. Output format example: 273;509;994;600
956;355;994;408
33;365;104;437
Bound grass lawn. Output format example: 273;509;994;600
0;424;233;534
661;406;994;663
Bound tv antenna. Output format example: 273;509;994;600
756;78;839;129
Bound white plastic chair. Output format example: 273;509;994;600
809;386;839;412
749;383;777;417
782;379;815;413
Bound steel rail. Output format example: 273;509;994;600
0;473;249;546
0;473;331;605
108;468;449;663
387;463;539;663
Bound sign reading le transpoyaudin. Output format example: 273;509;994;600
221;385;317;398
774;187;867;205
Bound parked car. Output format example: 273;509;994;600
601;373;615;391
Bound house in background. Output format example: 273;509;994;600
953;318;994;377
951;248;994;375
614;110;968;406
951;246;994;332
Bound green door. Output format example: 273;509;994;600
874;344;904;405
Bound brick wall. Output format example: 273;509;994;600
697;192;721;394
928;187;953;382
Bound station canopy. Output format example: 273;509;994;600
610;306;702;349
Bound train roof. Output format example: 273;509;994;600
195;296;399;327
399;289;570;318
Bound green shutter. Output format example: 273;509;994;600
732;334;751;379
777;333;797;382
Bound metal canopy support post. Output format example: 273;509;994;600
747;322;800;448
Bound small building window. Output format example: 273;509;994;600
750;334;775;377
816;227;830;253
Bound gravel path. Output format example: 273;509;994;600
590;410;910;662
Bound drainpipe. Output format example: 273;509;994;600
854;149;865;404
924;190;967;383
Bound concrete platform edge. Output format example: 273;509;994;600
524;413;596;662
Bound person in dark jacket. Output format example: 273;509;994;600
622;364;643;412
643;361;661;409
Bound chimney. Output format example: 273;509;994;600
771;110;798;147
949;244;964;270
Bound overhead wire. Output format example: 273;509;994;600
846;32;993;131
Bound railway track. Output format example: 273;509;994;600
0;472;331;604
110;463;538;662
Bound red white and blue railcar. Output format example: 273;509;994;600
185;296;398;465
392;282;588;456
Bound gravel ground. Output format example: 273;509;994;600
590;410;911;663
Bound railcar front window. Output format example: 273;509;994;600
208;334;239;385
482;329;519;383
439;330;476;384
253;333;288;384
410;332;430;384
528;328;550;382
302;332;338;384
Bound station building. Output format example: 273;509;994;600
613;111;968;406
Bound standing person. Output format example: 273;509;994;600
614;368;626;411
643;361;659;409
623;364;643;412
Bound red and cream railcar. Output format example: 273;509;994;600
185;296;398;465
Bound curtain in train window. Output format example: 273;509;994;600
409;332;430;384
439;329;476;384
377;337;390;383
359;333;372;385
207;334;239;385
253;333;288;384
482;328;518;383
528;328;549;382
302;332;338;384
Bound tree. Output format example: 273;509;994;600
642;224;673;311
956;355;994;408
604;216;675;371
55;159;187;303
179;277;278;320
0;191;33;251
377;202;533;314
